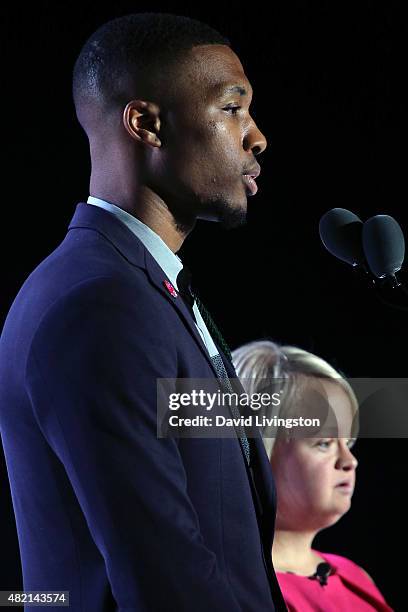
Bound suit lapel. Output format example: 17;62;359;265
143;248;222;378
68;203;227;379
218;344;277;532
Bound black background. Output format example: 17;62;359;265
1;2;406;609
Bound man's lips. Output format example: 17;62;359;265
242;164;261;196
242;175;258;195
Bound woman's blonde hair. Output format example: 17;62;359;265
232;340;358;458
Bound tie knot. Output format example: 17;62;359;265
176;266;195;307
176;266;234;367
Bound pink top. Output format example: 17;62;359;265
276;550;394;611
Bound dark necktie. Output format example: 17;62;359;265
176;266;251;466
176;266;233;362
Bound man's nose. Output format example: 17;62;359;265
243;119;267;156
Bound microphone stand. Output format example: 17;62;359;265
352;265;408;312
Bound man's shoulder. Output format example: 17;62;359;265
32;224;145;283
2;235;161;354
16;224;150;305
22;272;175;361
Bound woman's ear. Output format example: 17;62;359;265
123;100;162;147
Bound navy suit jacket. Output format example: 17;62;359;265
0;203;287;611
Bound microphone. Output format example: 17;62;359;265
308;562;333;586
319;208;408;311
362;215;405;286
319;208;365;267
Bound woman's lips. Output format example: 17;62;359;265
335;482;354;495
242;174;258;195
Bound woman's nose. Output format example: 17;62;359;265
336;440;358;471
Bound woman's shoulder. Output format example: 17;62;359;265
315;550;363;571
313;549;393;609
314;550;372;581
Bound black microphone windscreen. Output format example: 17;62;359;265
319;208;365;266
362;215;405;278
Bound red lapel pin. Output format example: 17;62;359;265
163;280;178;298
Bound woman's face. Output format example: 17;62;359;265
270;379;358;532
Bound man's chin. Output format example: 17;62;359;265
218;205;247;230
199;198;248;230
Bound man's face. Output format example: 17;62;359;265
151;45;267;229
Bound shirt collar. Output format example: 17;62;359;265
87;196;183;290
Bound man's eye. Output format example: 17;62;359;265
223;105;241;115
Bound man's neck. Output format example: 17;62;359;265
89;183;194;253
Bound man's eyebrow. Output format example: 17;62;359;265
225;85;249;96
216;84;253;97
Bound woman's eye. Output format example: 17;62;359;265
316;440;333;449
223;105;241;115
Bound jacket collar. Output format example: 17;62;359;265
68;202;147;267
68;203;222;376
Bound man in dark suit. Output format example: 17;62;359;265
0;13;286;611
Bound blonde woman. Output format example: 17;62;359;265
232;340;393;612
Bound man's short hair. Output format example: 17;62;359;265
73;13;230;117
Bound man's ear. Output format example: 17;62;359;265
123;100;162;147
